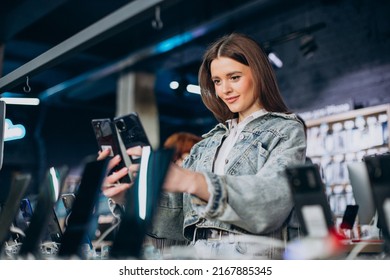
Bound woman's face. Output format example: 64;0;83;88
210;56;261;121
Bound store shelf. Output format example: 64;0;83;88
304;103;390;216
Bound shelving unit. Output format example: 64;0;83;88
305;104;390;216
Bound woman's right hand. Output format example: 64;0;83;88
97;146;142;205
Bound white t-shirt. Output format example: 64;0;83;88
213;109;267;175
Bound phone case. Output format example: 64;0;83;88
91;118;132;183
113;112;151;163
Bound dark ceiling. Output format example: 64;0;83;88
0;0;313;105
0;0;340;172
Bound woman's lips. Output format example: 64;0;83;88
225;96;239;104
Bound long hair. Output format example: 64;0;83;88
198;33;289;123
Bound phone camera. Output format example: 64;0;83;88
116;120;126;131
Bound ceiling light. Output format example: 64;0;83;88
169;81;179;90
186;84;201;95
267;52;283;68
0;97;40;106
1;92;40;105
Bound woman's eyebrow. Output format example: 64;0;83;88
211;71;242;80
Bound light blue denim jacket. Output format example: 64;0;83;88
149;112;306;243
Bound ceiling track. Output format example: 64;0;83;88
0;0;164;93
34;0;283;102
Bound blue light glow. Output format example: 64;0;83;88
4;118;26;141
155;32;194;53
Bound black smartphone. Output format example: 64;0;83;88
57;159;109;259
285;164;335;237
61;193;93;249
340;205;359;230
113;112;151;164
91;118;132;183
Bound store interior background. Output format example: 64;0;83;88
0;0;389;201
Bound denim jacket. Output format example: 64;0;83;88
149;112;306;243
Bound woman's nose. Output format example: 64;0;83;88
221;81;232;94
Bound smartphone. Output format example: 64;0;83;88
285;164;335;238
340;205;359;230
91;118;132;183
58;159;109;258
113;112;151;164
61;193;93;249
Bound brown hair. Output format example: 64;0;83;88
163;132;202;162
198;33;289;123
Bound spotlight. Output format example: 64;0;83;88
169;78;187;95
169;81;179;90
186;84;200;95
300;34;318;59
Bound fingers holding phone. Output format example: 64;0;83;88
102;183;130;205
96;147;112;161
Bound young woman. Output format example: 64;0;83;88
100;33;306;259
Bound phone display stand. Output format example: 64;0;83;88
285;164;335;238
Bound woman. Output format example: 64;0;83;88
100;33;306;259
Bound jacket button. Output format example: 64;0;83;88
225;159;229;164
239;134;244;140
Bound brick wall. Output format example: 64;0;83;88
242;0;390;113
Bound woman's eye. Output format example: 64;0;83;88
213;79;221;85
231;75;240;81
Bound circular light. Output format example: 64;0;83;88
169;81;179;90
